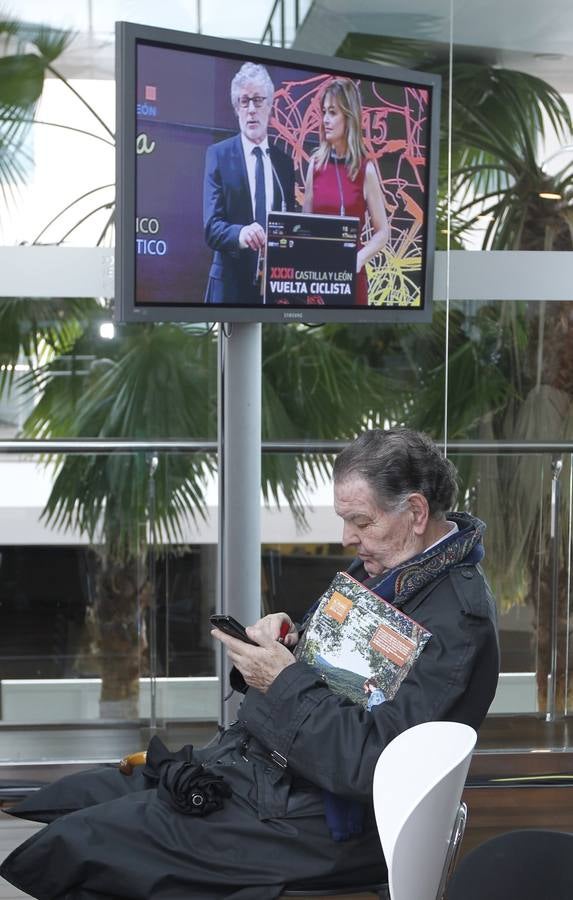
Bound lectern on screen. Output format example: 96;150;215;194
115;21;441;324
265;212;360;306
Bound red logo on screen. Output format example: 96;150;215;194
145;85;157;101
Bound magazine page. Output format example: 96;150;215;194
294;571;432;709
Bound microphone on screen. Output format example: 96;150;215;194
266;148;287;212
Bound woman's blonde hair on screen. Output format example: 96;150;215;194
314;77;367;181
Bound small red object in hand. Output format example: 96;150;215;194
279;621;290;642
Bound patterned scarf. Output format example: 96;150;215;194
358;510;485;607
320;510;486;841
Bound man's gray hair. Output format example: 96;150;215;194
333;428;458;517
231;62;275;109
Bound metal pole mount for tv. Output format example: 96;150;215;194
217;323;262;725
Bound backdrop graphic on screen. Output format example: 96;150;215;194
115;22;441;324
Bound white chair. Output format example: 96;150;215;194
373;720;477;900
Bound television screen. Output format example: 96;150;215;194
115;21;441;325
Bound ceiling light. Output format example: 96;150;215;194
99;322;115;339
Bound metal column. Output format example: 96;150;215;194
546;454;563;721
217;323;262;726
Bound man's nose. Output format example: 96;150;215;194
341;521;357;547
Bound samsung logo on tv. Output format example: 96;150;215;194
282;312;303;320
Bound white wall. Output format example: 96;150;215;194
0;458;340;545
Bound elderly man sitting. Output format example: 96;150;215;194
1;428;499;900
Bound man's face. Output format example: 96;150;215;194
235;80;272;145
334;476;422;577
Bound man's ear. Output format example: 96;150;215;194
408;493;430;534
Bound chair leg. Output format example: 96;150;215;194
437;801;468;900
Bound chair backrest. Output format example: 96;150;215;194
373;721;476;900
446;829;573;900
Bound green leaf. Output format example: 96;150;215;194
0;54;45;106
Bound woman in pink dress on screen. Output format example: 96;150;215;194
303;78;389;306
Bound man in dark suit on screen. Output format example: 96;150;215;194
203;62;296;304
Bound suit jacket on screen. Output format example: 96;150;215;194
203;133;296;304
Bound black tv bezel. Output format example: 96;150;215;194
115;20;441;325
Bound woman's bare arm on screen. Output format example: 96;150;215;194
357;160;389;273
302;159;315;213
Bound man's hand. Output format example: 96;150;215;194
211;613;297;693
248;613;299;649
239;222;266;250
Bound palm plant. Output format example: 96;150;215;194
0;15;109;382
16;315;392;715
0;19;92;381
0;16;72;211
21;320;218;716
0;13;114;247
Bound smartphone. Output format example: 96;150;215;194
209;614;259;645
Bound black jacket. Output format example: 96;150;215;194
237;559;499;806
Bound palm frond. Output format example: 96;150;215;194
21;323;219;561
260;323;403;524
0;16;73;191
25;23;74;64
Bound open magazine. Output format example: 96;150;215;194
294;571;432;709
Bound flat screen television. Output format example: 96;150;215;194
115;21;441;324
